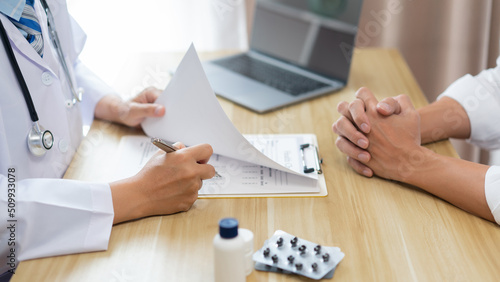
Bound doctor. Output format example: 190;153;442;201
0;0;216;278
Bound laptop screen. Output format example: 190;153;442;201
250;0;363;82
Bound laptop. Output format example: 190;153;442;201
203;0;364;113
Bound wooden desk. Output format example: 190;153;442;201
13;49;500;281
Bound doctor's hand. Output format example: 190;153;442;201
94;87;166;128
110;143;215;224
332;87;404;177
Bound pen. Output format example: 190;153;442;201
151;137;221;178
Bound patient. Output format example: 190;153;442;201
332;86;500;224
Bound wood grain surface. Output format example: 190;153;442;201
12;49;500;282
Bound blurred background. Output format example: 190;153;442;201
67;0;499;165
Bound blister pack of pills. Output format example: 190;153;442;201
253;230;344;280
254;262;336;279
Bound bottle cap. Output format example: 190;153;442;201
219;218;238;239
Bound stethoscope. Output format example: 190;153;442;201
0;0;83;157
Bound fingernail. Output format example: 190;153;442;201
360;123;369;133
363;168;372;177
379;102;391;112
154;106;163;115
357;139;368;148
358;153;369;162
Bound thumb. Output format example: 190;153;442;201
377;97;402;116
393;95;415;113
172;142;186;149
130;103;165;119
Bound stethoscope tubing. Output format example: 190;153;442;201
40;0;82;104
0;0;79;157
0;19;40;122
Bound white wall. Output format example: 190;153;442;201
67;0;248;87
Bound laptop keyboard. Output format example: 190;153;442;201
213;54;330;96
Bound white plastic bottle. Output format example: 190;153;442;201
238;228;254;276
213;218;246;282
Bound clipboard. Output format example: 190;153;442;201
111;134;328;198
198;134;327;198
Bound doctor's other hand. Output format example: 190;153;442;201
110;143;215;224
332;87;408;178
94;87;166;128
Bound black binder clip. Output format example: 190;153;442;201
300;143;323;174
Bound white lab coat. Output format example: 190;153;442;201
0;0;114;275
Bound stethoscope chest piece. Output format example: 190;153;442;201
28;122;54;157
0;1;82;157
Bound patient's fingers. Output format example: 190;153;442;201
335;136;371;163
355;87;379;110
332;117;369;149
349;99;371;134
347;156;373;177
338;97;371;134
377;97;401;115
394;94;416;112
337;101;353;121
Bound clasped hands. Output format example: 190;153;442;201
332;87;426;183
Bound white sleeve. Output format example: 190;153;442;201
438;57;500;150
74;61;117;126
68;14;117;126
485;166;500;225
0;175;114;274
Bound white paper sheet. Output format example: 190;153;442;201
141;44;316;180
